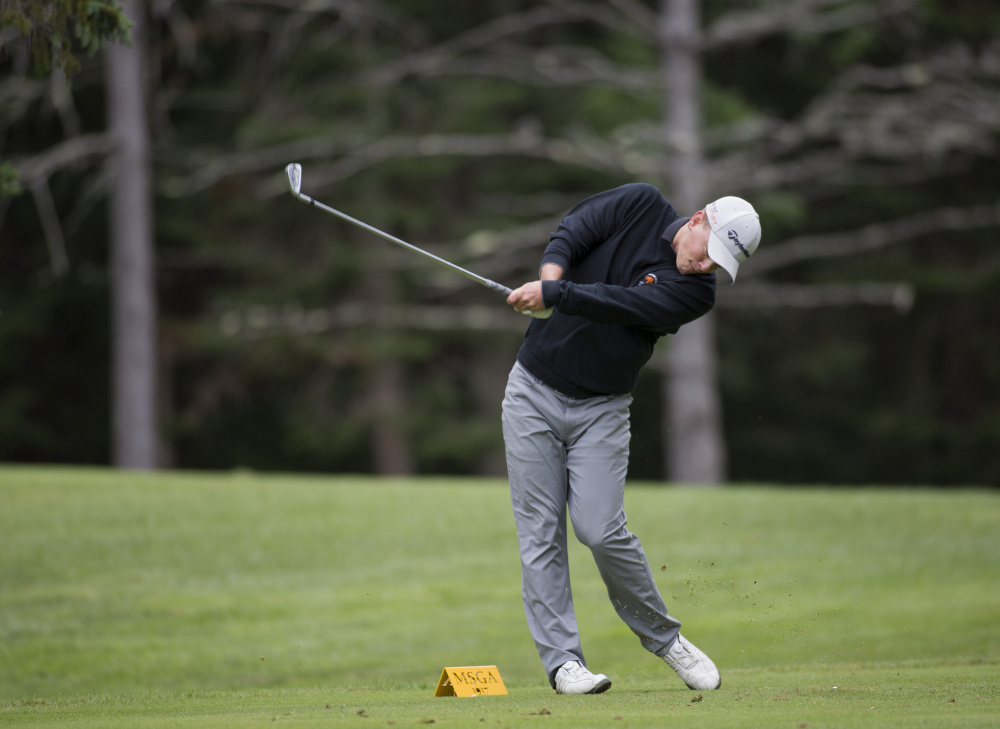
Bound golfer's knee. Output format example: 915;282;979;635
573;520;618;552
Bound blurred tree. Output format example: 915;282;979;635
0;0;130;194
230;0;997;483
105;0;157;469
2;0;999;485
0;0;130;75
0;0;154;469
660;0;724;485
195;0;992;483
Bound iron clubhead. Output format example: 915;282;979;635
285;163;303;197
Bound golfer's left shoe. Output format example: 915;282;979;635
554;660;612;695
662;634;721;690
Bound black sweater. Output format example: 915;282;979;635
516;183;716;397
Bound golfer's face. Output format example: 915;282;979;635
675;220;720;275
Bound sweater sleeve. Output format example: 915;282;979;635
542;274;716;334
541;184;661;271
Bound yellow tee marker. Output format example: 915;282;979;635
433;666;508;697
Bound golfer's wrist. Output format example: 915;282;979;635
541;280;564;308
539;262;565;280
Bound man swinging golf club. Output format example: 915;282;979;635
502;183;761;694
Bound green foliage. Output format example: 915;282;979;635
0;278;111;463
577;86;659;133
3;0;1000;482
0;0;131;76
923;0;1000;39
0;157;22;196
828;26;880;68
720;270;1000;486
702;82;758;128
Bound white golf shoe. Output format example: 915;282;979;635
663;634;721;690
554;660;612;694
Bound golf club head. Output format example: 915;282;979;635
285;163;303;197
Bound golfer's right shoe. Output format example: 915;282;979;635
662;634;722;690
554;660;612;695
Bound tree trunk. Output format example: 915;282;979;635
665;315;725;483
362;265;414;475
660;0;726;484
369;356;415;475
105;0;158;469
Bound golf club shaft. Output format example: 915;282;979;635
285;163;551;318
298;192;512;297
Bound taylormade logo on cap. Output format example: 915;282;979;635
705;196;761;284
728;229;749;257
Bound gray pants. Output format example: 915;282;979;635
501;362;680;686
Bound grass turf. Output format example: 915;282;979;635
1;466;997;727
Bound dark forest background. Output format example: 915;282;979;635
2;0;998;486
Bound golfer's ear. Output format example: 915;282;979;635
690;210;708;227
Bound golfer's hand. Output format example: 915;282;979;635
507;282;546;314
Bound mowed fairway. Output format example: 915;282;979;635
1;466;997;728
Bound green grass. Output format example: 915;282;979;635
1;466;997;727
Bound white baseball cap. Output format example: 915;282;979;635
705;196;761;283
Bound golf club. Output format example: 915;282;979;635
285;163;552;319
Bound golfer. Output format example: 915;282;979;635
503;183;761;694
